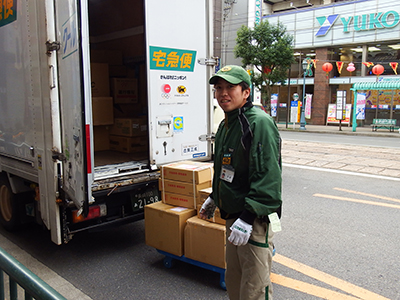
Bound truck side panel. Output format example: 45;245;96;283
0;0;56;227
0;1;45;166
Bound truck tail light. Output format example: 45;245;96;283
72;204;107;223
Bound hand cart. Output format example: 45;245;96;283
156;249;226;290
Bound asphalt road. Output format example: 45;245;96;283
1;133;399;299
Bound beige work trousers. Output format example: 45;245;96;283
225;218;274;300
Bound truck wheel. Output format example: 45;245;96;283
0;176;20;231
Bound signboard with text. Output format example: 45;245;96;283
336;90;346;121
327;104;352;125
263;0;400;48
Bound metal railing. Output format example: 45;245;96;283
0;246;67;300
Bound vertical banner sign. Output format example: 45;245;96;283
305;93;313;119
270;93;278;117
336;90;346;120
356;92;366;120
297;101;301;122
290;101;298;123
255;0;262;25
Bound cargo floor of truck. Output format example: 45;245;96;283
94;150;148;167
156;249;226;290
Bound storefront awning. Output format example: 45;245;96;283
350;80;400;132
351;81;400;91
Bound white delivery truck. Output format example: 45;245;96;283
0;0;216;244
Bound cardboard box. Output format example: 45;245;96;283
145;202;196;256
111;78;138;104
196;204;226;225
159;178;212;198
184;216;226;269
91;63;110;97
162;192;199;209
92;97;114;125
161;161;214;185
93;126;110;151
198;187;213;204
110;118;148;137
109;135;148;153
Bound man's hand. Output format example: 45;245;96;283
199;197;216;220
228;218;252;246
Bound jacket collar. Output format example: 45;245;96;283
224;101;253;126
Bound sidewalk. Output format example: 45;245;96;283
0;234;93;300
277;122;400;138
277;123;400;179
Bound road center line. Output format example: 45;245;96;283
273;253;390;300
333;187;400;203
314;194;400;210
271;273;362;300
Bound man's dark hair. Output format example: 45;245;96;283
239;81;250;91
239;81;251;101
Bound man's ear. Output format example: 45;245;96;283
244;88;251;98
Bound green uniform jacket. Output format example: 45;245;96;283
212;103;282;222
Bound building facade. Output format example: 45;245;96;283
259;0;400;125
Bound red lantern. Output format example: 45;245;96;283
322;62;333;78
372;64;384;76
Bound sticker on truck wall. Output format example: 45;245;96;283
61;12;78;59
173;116;184;132
149;46;196;72
181;143;199;155
0;0;17;27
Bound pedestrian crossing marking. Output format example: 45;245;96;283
273;253;390;300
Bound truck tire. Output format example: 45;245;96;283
0;175;20;231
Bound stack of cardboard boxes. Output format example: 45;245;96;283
91;62;114;151
145;161;227;269
90;49;148;154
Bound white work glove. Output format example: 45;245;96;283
228;218;253;246
199;196;217;219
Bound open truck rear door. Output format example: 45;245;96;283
145;0;215;166
53;0;92;214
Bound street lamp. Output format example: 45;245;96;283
300;58;308;130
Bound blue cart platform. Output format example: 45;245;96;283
156;249;226;290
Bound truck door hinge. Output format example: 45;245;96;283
46;41;61;56
199;134;215;142
197;57;219;66
51;148;66;162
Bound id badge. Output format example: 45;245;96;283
220;165;235;183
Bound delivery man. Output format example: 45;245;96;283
200;65;282;300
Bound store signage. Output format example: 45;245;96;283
255;0;262;25
316;10;400;36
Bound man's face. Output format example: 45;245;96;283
214;78;250;112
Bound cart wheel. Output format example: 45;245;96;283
219;273;226;290
163;256;175;269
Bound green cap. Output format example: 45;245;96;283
209;65;251;87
